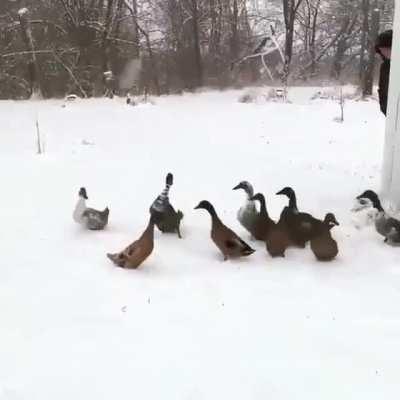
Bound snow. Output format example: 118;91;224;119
1;88;399;399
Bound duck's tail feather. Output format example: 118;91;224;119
237;238;255;255
107;252;126;268
243;247;256;256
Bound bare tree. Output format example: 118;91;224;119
18;8;43;98
363;1;380;96
282;0;305;81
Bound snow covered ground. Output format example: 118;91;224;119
1;88;399;400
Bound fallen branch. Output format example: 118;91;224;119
1;49;53;58
231;46;278;70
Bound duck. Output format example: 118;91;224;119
276;186;320;248
194;200;255;261
248;193;276;240
233;181;259;237
73;187;109;230
265;221;292;258
351;197;379;230
356;190;400;245
150;173;184;238
310;213;339;261
107;216;156;269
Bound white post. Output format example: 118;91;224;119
382;2;400;209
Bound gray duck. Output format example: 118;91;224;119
73;187;109;230
150;173;184;238
310;213;339;261
356;190;400;245
195;200;255;261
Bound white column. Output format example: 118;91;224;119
382;1;400;209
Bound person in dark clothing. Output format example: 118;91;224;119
375;30;392;116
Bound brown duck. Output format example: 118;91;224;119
194;200;255;261
150;173;184;238
107;216;156;269
265;218;292;258
249;193;276;240
310;213;339;261
276;187;320;248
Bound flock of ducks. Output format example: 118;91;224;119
71;175;400;270
231;183;339;261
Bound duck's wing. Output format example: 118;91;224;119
83;208;104;220
83;208;109;229
386;217;400;234
297;213;320;232
225;234;254;253
278;206;292;223
125;241;141;256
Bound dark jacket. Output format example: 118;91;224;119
378;59;390;116
375;30;392;116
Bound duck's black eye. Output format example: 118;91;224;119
359;199;367;205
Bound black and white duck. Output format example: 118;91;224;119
356;190;400;245
73;187;109;230
276;186;320;248
150;173;184;238
248;193;276;240
233;181;258;237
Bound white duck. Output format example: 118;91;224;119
233;181;258;237
351;197;378;230
73;187;109;230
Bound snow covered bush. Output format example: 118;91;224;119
238;90;268;104
266;88;287;102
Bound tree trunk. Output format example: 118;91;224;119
18;8;43;99
309;0;320;75
330;14;357;80
282;0;304;83
363;4;380;96
360;0;370;81
191;0;203;87
101;0;115;72
231;0;239;60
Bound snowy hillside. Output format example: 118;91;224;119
1;89;399;400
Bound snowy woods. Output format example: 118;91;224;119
0;0;394;98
